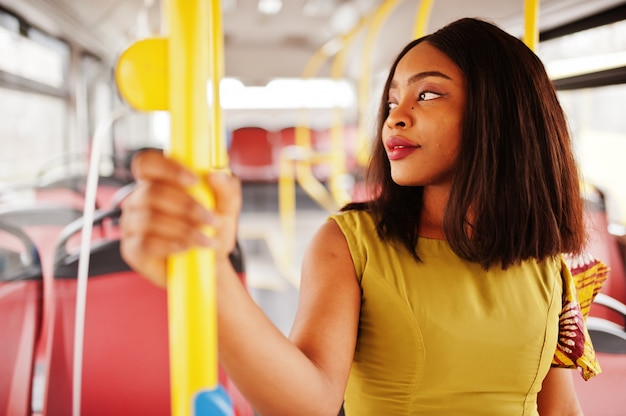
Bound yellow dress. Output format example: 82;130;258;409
331;210;563;415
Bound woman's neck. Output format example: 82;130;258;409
418;186;450;239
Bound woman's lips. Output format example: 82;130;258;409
386;137;420;161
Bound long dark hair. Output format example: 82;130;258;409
345;18;585;269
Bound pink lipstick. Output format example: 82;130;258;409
385;136;420;161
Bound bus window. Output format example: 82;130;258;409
539;18;626;226
0;88;66;184
560;85;626;226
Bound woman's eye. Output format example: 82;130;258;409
387;102;398;111
419;91;441;101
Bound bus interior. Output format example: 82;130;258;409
0;0;625;415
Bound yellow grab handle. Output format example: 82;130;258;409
115;38;168;111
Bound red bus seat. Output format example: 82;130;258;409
42;208;253;416
0;220;43;416
0;204;84;415
0;205;83;278
229;127;276;182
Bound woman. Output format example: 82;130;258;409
121;18;599;415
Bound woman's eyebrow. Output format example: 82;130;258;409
390;71;453;89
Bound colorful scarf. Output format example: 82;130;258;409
552;253;609;380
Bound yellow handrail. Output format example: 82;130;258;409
328;23;368;207
523;0;540;51
413;0;435;38
278;16;373;271
280;2;409;271
279;0;435;270
209;0;228;169
356;0;402;167
278;40;343;273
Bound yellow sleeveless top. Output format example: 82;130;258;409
330;210;563;415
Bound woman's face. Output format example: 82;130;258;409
383;41;466;188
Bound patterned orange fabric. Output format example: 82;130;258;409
552;253;609;380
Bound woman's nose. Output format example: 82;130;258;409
386;103;413;128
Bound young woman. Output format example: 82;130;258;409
120;18;601;415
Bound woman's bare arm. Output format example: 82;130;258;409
120;150;360;415
217;220;360;415
537;367;584;416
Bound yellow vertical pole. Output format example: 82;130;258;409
209;0;228;169
278;48;330;266
114;1;231;414
412;0;434;38
278;150;296;270
328;32;357;207
166;1;219;415
523;0;540;51
356;0;401;167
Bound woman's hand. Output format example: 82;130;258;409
120;149;241;287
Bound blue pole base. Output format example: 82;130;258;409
193;385;233;416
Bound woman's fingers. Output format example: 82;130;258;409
128;179;214;228
205;171;242;257
132;149;198;187
121;150;202;285
120;150;243;286
206;171;242;217
121;208;211;254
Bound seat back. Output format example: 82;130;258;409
0;203;90;416
229;127;277;182
0;205;83;277
38;208;168;415
43;208;252;416
0;220;43;416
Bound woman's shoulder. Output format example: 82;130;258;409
330;204;376;230
303;217;357;279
